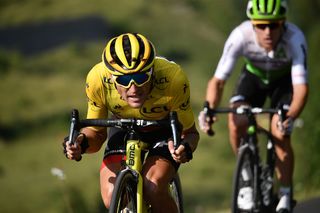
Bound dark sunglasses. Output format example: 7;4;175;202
113;68;153;88
254;22;282;30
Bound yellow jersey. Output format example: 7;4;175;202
85;57;195;131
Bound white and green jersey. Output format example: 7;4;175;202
214;20;308;85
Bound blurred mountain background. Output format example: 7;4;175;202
0;0;319;212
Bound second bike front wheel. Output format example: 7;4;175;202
109;169;138;213
231;144;255;213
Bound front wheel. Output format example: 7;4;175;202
169;173;184;213
109;169;138;213
231;144;256;213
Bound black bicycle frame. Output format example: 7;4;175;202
203;101;287;211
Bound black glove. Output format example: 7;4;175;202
181;141;193;160
62;133;89;161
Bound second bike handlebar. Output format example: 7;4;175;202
203;101;289;136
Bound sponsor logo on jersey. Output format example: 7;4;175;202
301;44;307;69
275;47;287;58
103;76;115;90
110;103;123;116
154;76;170;90
113;104;122;110
88;99;100;112
103;77;113;84
179;97;190;111
140;105;169;118
183;83;188;94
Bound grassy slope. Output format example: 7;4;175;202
0;0;319;212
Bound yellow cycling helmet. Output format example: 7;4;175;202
102;33;156;75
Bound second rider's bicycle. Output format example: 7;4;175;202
204;102;295;213
68;109;184;213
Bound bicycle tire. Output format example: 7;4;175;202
231;144;255;213
261;136;277;211
169;173;184;213
109;169;138;213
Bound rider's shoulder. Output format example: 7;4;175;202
85;62;111;94
285;22;303;31
87;62;110;79
153;57;189;90
239;20;252;28
232;20;252;31
282;22;307;46
228;20;253;38
154;57;185;77
154;57;180;69
284;22;306;37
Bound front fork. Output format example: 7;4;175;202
255;138;275;210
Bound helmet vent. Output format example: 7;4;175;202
110;39;125;68
271;0;277;15
136;35;146;61
279;6;286;15
122;35;133;65
249;7;254;16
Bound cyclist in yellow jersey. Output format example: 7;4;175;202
63;33;199;212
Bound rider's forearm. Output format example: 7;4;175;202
181;124;199;152
205;77;225;108
288;83;308;119
80;127;107;153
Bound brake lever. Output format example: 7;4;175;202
203;101;215;136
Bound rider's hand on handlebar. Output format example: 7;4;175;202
168;140;193;163
276;117;294;136
198;110;216;135
63;133;87;161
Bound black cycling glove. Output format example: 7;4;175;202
62;133;89;160
181;141;193;160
